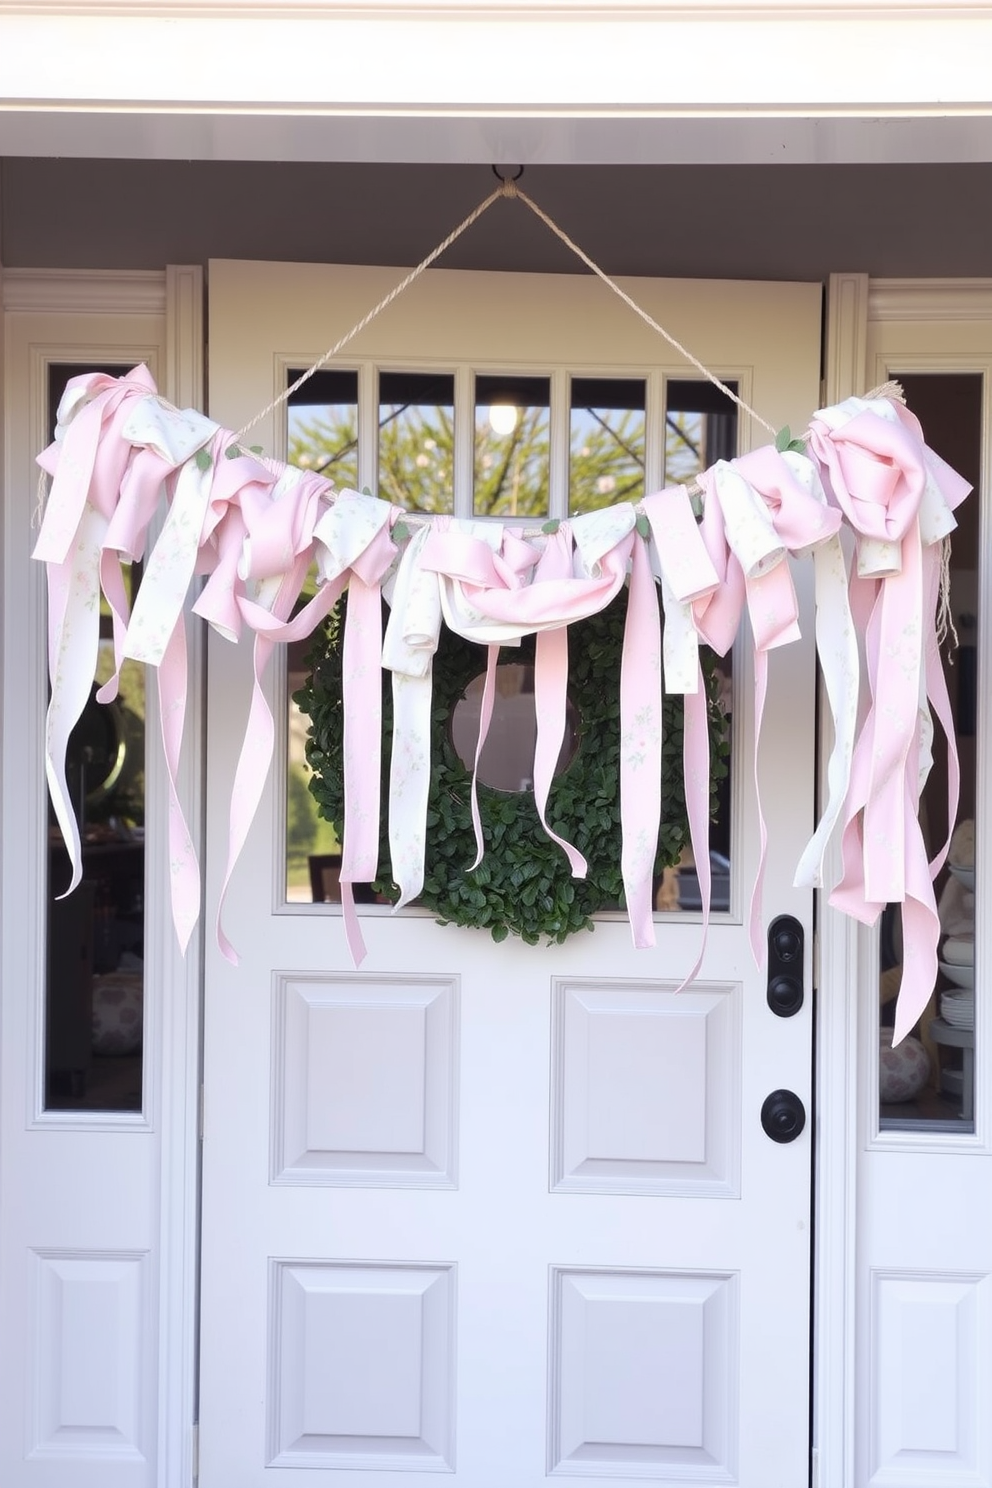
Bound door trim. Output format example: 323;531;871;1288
1;265;204;1488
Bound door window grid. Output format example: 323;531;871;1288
283;370;738;908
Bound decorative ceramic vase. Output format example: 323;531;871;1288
879;1029;930;1102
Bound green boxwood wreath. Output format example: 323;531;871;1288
296;584;729;945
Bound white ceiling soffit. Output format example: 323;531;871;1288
2;5;992;165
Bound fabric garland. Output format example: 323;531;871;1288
33;367;971;1042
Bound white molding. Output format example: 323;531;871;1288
1;269;204;1488
1;268;167;317
824;273;869;404
3;1;992;14
155;264;204;1488
813;270;870;1488
868;278;992;323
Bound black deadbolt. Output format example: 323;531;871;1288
767;915;804;1017
761;1089;807;1143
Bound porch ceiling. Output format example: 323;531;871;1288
3;158;992;283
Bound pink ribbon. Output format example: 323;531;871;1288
31;371;975;1025
810;401;971;1041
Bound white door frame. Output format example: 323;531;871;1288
9;263;984;1486
816;272;992;1488
0;266;204;1488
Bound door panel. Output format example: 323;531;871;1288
855;300;992;1487
199;263;821;1488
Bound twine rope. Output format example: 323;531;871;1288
235;177;781;445
234;182;506;441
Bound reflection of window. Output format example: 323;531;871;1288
877;372;982;1134
45;366;146;1113
379;371;455;514
664;379;738;485
569;378;646;514
288;369;359;491
474;374;551;518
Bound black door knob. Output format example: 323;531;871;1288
761;1089;806;1143
768;974;803;1018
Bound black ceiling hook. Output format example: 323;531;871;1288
492;164;524;184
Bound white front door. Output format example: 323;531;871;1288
198;262;821;1488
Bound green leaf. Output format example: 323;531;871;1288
635;514;651;540
393;520;411;543
541;519;560;535
249;444;264;455
224;444;242;460
194;448;213;472
775;425;792;453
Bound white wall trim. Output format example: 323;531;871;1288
156;263;204;1488
869;277;992;323
3;1;992;16
814;271;870;1488
1;268;203;1488
2;268;168;317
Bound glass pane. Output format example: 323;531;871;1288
657;380;737;914
379;371;454;514
288;369;359;491
45;365;145;1112
664;378;739;485
879;373;982;1133
569;377;646;514
284;371;359;901
474;373;551;518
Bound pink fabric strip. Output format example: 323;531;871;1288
34;367;157;565
468;645;500;871
619;533;662;947
533;627;587;879
863;520;922;905
674;668;714;992
157;618;200;952
339;575;385;967
213;552;320;964
922;546;960;881
748;648;770;969
641;485;720;602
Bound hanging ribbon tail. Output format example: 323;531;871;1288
157;618;201;953
748;649;771;970
44;506;107;897
468;645;500;871
383;526;443;910
619;535;662;948
533;627;587;878
388;668;434;910
214;632;277;966
862;521;924;907
922;549;960;880
674;671;713;992
794;533;859;889
338;575;386;967
891;785;943;1046
95;549;133;705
